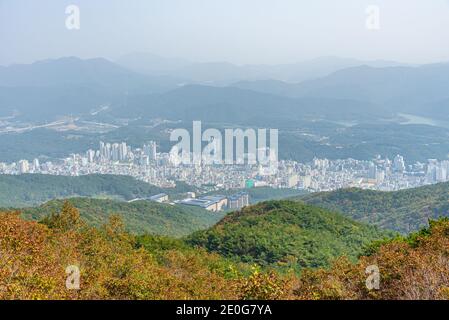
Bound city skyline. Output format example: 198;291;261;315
3;139;449;194
2;1;449;303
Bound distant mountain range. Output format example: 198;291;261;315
0;57;184;119
116;53;406;84
231;63;449;120
1;55;447;124
0;56;183;91
2;55;449;164
109;84;387;124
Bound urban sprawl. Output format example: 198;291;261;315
1;141;448;211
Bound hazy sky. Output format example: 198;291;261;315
1;0;449;66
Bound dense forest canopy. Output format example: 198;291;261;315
298;182;449;233
18;197;224;237
0;174;194;207
1;201;448;300
187;201;392;271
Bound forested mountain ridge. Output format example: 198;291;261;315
0;174;194;207
0;203;247;299
16;197;222;237
1;199;448;299
297;182;449;233
187;200;391;271
295;218;449;300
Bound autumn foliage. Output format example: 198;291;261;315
294;219;449;300
1;201;449;300
0;202;242;299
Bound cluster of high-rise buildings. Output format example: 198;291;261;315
97;141;157;164
1;141;449;193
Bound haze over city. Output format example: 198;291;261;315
3;0;449;304
1;0;449;66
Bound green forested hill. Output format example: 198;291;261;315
2;198;448;300
187;200;390;271
18;197;222;237
297;183;449;233
0;174;193;207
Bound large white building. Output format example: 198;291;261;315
18;160;30;174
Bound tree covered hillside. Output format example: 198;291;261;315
295;218;449;300
0;174;194;207
298;183;449;233
18;198;223;237
1;200;448;300
187;200;391;271
0;204;247;300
